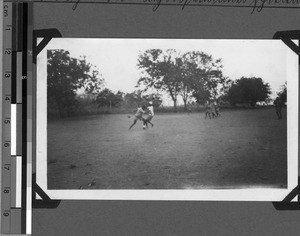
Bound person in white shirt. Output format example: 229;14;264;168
143;101;154;128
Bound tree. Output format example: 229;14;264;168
82;68;105;98
123;90;145;109
142;93;163;108
137;49;183;111
47;50;104;117
175;55;192;110
96;89;123;112
183;51;225;105
225;77;271;107
123;90;162;110
137;49;227;111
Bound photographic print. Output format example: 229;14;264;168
36;39;298;200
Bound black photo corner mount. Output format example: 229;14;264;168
32;28;62;208
272;30;300;210
32;174;61;209
32;28;62;64
273;30;300;56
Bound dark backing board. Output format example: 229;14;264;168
32;2;300;235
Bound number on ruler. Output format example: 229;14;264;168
3;141;10;148
4;118;10;124
3;187;10;194
3;210;10;217
4;164;10;171
3;5;9;17
4;50;11;55
5;96;10;101
4;72;11;78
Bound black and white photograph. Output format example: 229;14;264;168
36;38;298;201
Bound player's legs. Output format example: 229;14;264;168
277;108;282;119
144;116;154;127
279;111;282;119
211;110;217;118
206;111;211;119
148;116;154;127
129;118;138;130
275;108;281;119
142;118;148;128
147;120;154;127
279;108;282;119
205;111;209;119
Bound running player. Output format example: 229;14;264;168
129;105;146;130
143;101;154;128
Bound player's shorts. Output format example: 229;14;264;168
145;115;153;122
134;115;143;121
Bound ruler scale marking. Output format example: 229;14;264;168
11;3;16;104
27;3;34;232
21;72;27;235
1;2;13;234
13;2;22;233
22;2;28;76
10;156;16;207
17;3;23;52
17;105;22;157
16;52;23;103
10;208;22;233
16;156;22;208
21;2;28;234
11;52;16;104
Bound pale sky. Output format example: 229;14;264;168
41;38;295;103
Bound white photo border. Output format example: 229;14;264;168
36;38;298;201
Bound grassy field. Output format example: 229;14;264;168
47;108;287;189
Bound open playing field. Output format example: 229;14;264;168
47;108;287;190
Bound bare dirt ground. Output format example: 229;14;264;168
47;108;287;189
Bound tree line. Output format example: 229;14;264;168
47;50;162;117
47;49;285;117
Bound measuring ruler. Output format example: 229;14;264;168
2;1;13;234
2;2;32;234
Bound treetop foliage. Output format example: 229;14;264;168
137;49;226;110
225;77;271;107
48;49;105;117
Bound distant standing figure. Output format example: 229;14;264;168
187;102;192;114
214;101;221;117
205;101;211;119
143;101;154;128
129;105;146;130
274;97;283;120
210;102;217;118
